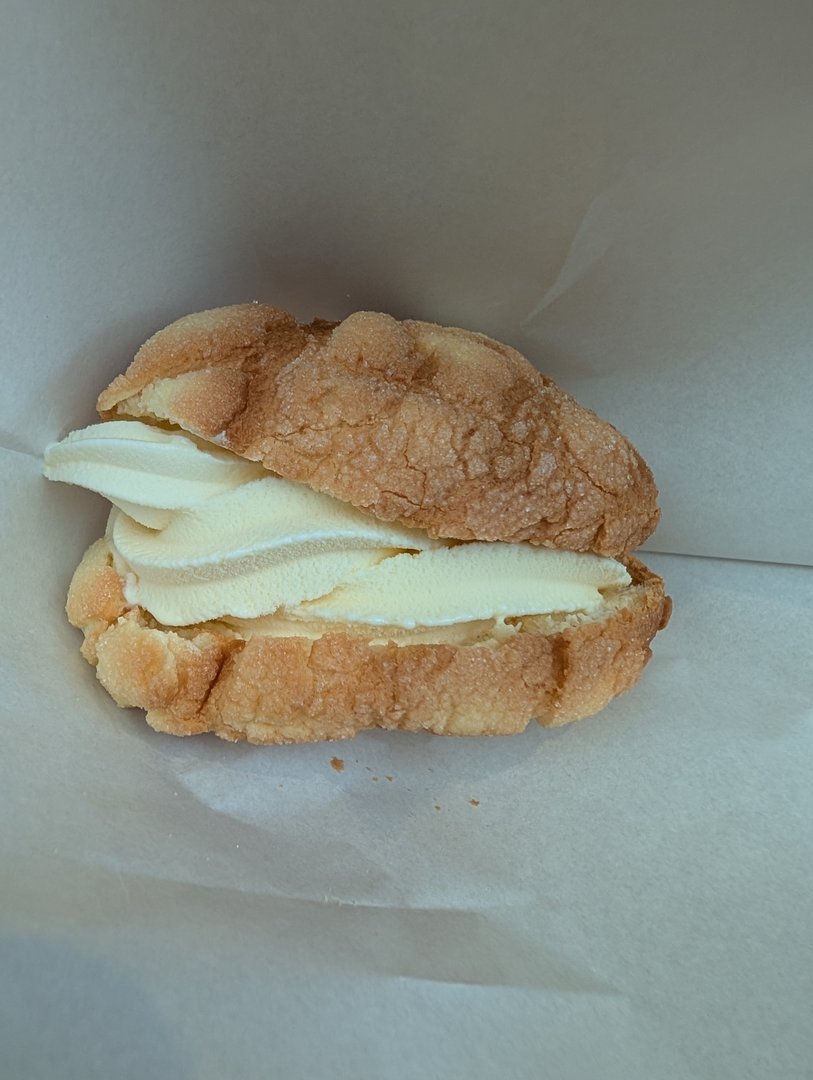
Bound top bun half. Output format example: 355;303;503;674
97;304;659;557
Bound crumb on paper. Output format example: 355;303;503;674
371;776;379;782
434;803;441;811
330;756;345;773
469;799;480;807
385;775;393;782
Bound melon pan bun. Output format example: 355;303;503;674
68;539;670;744
63;303;670;742
98;303;660;558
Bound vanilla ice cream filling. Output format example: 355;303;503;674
44;420;632;631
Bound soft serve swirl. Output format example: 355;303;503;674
44;421;631;629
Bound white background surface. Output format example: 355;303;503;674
2;1;812;1077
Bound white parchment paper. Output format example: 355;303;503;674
2;1;813;1076
3;455;812;1078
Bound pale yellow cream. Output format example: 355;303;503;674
44;420;631;630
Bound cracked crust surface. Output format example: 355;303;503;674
67;539;671;744
98;304;660;557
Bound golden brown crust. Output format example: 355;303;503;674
98;305;659;557
67;539;671;744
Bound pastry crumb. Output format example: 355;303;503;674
469;799;480;807
330;756;345;772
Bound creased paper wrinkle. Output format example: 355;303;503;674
0;441;43;464
522;190;621;320
523;101;813;335
7;855;617;994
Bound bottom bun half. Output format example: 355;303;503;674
66;539;671;744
